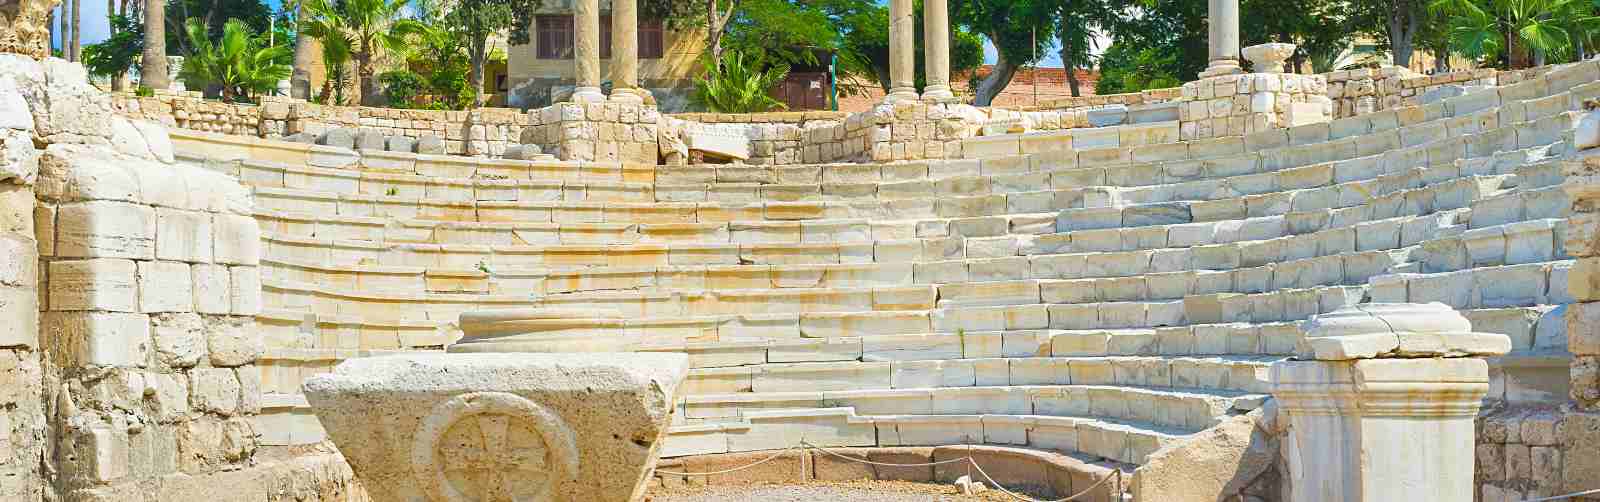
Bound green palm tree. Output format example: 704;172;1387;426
297;0;356;105
177;18;292;102
302;0;422;106
1428;0;1600;67
692;51;790;114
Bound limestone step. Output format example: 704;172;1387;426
264;277;936;319
256;209;1476;300
661;406;1196;465
676;357;1275;397
253;174;1516;273
1366;260;1574;310
236;132;1565;234
682;385;1263;440
252;209;1059;245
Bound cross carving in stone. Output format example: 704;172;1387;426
438;413;553;502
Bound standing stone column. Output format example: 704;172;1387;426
883;0;918;104
571;0;606;103
1201;0;1242;77
609;0;644;104
921;0;954;102
1269;304;1510;501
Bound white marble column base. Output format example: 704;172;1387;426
921;85;956;103
571;86;607;103
1199;60;1243;78
608;88;646;104
884;87;920;105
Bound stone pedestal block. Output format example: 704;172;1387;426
1270;303;1509;502
304;352;688;502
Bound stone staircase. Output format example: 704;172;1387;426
168;61;1592;474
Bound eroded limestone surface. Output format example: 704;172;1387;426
304;353;688;502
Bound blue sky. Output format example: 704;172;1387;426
56;1;1073;68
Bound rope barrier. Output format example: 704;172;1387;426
1519;488;1600;502
653;441;1127;502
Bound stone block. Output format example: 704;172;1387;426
54;201;155;259
154;208;212;263
304;353;688;502
40;311;149;367
212;214;260;266
137;261;192;313
205;316;261;367
151;312;204;369
189;264;229;315
49;259;138;312
189;367;240;416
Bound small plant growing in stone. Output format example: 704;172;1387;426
475;260;493;274
385;187;399;196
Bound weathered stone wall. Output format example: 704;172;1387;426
1325;66;1549;119
1016;87;1184;112
1476;407;1566;500
1178;72;1331;141
0;53;367;501
112;93;532;157
520;101;660;164
1563;144;1600;501
0;54;47;502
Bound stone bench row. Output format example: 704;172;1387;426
665;406;1179;466
253;182;1564;277
228;112;1567;222
959;121;1182;160
1368;260;1574;311
187;93;1576;219
255;210;1563;304
237;142;1558;238
264;277;937;321
684;383;1261;438
681;356;1273;398
250;209;1060;246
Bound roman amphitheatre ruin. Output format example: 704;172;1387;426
3;0;1600;500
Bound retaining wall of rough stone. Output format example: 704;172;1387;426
0;54;368;501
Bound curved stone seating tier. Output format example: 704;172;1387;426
189;63;1600;469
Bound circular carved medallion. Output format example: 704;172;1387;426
412;392;579;502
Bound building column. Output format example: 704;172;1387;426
921;0;954;102
609;0;645;104
1201;0;1242;78
883;0;918;104
1269;303;1510;501
571;0;606;103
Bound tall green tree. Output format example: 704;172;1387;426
441;0;543;106
953;0;1057;105
297;0;353;104
301;0;420;105
83;14;143;90
142;0;170;90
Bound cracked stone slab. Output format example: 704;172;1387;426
304;352;688;502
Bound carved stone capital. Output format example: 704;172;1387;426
0;0;60;60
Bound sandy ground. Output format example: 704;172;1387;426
646;480;1035;501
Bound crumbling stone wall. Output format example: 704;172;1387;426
1564;152;1600;501
1476;407;1565;500
1179;72;1331;140
0;54;48;502
520;101;660;164
112;93;531;157
1326;67;1548;119
1;53;366;500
